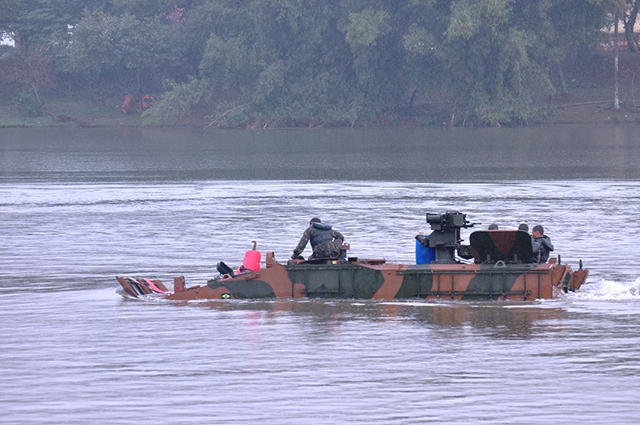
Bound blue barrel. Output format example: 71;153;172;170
416;239;435;264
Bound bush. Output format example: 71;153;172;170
14;90;45;117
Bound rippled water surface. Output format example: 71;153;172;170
1;127;640;424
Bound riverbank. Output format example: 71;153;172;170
543;50;640;125
2;51;639;128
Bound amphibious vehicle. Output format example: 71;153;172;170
117;212;588;301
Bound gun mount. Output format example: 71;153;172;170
416;212;475;263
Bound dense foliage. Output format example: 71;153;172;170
0;0;631;126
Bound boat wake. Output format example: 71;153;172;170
571;278;640;301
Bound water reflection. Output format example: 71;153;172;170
3;125;640;182
154;298;567;339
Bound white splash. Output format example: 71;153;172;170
572;278;640;301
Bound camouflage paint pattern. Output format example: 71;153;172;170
117;251;588;302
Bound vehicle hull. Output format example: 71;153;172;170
117;251;588;302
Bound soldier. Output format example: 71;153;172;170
531;225;554;263
122;94;134;113
292;217;344;260
142;94;154;110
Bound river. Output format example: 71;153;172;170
1;126;639;424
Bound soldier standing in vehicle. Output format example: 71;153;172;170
292;217;344;260
531;224;554;263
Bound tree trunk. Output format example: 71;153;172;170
13;33;23;51
558;63;568;95
624;1;639;53
614;10;620;110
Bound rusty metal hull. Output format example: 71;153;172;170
117;252;588;302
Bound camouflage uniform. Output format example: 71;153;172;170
293;222;344;260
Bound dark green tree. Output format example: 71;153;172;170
147;0;413;127
410;0;612;126
65;9;181;96
0;0;105;49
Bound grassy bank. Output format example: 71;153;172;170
543;51;640;125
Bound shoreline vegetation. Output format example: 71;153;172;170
3;2;640;129
2;50;639;129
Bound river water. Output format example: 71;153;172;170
1;126;640;424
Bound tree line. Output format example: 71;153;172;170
0;0;636;127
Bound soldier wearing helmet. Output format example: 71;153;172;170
292;217;345;260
